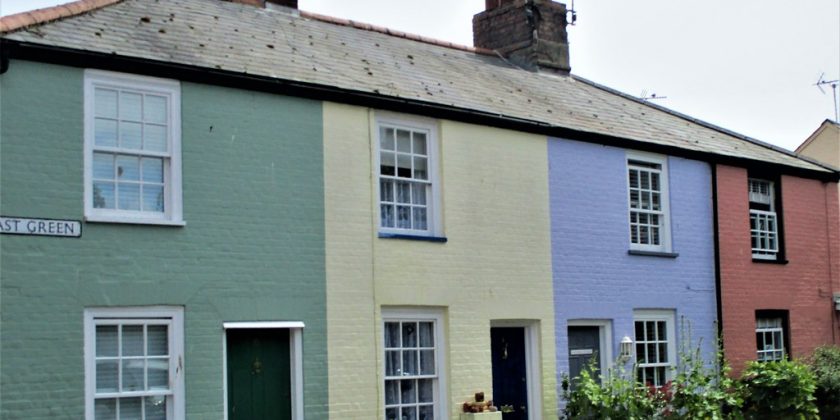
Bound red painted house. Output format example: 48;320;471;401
716;163;840;373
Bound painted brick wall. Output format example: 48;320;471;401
0;60;328;418
323;103;558;419
717;164;840;373
549;139;718;403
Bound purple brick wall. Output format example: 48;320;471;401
548;138;718;404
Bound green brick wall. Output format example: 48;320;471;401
0;60;327;419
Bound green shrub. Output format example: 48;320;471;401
739;359;818;419
562;365;661;419
669;344;743;419
810;346;840;419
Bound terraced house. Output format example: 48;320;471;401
1;0;839;420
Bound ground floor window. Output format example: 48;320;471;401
633;310;676;388
383;309;444;420
756;311;788;362
85;307;184;420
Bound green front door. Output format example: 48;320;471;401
227;329;292;420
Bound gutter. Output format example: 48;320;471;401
2;39;839;183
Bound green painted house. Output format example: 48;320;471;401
1;37;327;420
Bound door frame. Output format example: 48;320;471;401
566;320;613;379
222;321;305;420
490;320;542;420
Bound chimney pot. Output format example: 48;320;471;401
473;0;571;73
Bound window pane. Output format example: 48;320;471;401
93;182;116;209
117;156;140;181
147;325;168;356
142;185;164;212
402;406;418;420
414;157;428;180
95;118;118;147
657;321;667;341
381;128;395;151
397;130;411;153
385;380;399;405
141;158;164;183
381;205;394;228
96;325;118;357
121;325;143;356
386;407;399;420
402;350;418;376
381;152;396;176
385;350;400;376
145;396;167;420
413;133;427;155
94;153;115;180
640;171;650;189
402;323;417;347
396;182;411;204
147;358;169;390
401;379;416;403
658;343;668;363
96;360;119;392
419;405;434;420
385;322;400;348
122;359;145;391
380;180;394;202
120;92;142;121
120;122;142;150
95;398;116;420
634;322;644;341
144;124;167;152
397;206;411;229
118;183;141;211
120;397;142;420
418;379;433;403
420;350;435;375
419;322;434;347
397;155;412;178
651;172;660;191
95;88;118;119
144;95;167;124
413;184;426;205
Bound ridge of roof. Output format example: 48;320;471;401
571;74;839;173
796;118;840;154
299;10;495;56
0;0;121;33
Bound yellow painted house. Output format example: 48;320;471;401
323;103;557;419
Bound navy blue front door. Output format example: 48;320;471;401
491;327;528;420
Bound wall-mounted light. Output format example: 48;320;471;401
620;336;634;361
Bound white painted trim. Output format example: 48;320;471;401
84;306;185;420
374;112;443;237
626;150;672;253
223;321;305;330
83;69;183;226
567;319;614;378
221;322;305;420
490;320;543;420
381;307;448;420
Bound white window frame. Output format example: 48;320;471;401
221;321;305;420
381;308;447;420
84;306;185;420
626;151;671;252
374;113;441;237
748;178;779;260
84;70;183;226
632;310;676;389
755;317;785;362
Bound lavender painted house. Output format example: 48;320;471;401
549;138;718;398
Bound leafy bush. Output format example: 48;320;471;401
739;359;818;419
562;366;661;419
810;346;840;419
669;344;742;419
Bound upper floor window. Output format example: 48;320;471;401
84;70;183;225
748;178;780;260
84;306;184;420
376;115;439;236
627;153;671;252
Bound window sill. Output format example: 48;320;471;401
752;258;788;265
378;233;447;243
628;249;679;258
85;215;186;227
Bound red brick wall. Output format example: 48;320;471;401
717;164;840;374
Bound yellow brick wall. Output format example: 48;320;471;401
324;102;557;419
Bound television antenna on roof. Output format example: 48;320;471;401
814;72;839;122
640;89;667;101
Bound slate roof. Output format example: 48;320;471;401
1;0;833;174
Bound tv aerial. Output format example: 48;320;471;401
640;89;667;101
814;72;839;122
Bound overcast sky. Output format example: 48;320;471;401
3;0;838;151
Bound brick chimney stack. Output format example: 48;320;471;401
473;0;571;73
227;0;298;9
